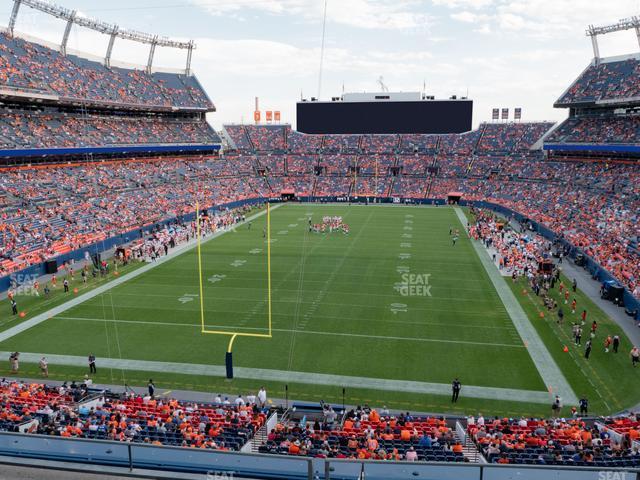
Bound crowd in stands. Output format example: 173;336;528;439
470;209;550;278
357;155;395;174
224;125;253;151
286;155;317;175
468;414;640;467
399;134;440;153
287;130;324;153
0;32;212;110
397;155;433;175
4;378;640;466
323;134;361;153
430;162;639;293
246;126;287;152
0;379;264;451
255;154;286;175
223;122;550;156
0;159;267;275
72;394;264;449
556;57;640;105
476;123;550;154
0;110;218;148
546;115;640;145
260;404;466;462
354;177;390;197
391;177;428;197
360;134;399;153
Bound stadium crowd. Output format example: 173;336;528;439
222;122;554;156
259;406;466;462
0;379;265;450
556;57;640;105
468;414;640;467
3;378;640;466
0;32;212;110
0;160;267;275
0;110;217;148
546;115;640;145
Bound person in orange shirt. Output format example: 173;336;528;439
382;431;394;441
288;441;300;455
390;448;400;461
367;437;378;451
369;409;380;423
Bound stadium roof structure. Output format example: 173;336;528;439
7;0;195;75
586;16;640;62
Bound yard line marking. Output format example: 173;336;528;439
84;296;501;315
57;314;514;330
454;207;578;405
54;316;524;348
0;206;281;345
117;279;493;292
0;350;551;404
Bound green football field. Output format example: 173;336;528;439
0;204;638;416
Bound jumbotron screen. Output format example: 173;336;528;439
296;99;473;134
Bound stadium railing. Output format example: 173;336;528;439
0;431;634;480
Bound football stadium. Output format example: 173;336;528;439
0;1;639;479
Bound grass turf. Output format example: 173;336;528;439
0;204;635;416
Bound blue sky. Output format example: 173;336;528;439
1;0;639;129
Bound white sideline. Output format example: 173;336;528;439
0;205;281;344
0;351;552;404
453;207;578;405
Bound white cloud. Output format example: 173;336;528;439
439;0;640;41
497;12;526;30
192;0;431;30
432;0;495;9
474;24;491;34
451;11;491;23
189;38;435;78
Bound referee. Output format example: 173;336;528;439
451;378;462;403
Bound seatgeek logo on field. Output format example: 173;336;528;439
9;273;39;296
395;273;432;297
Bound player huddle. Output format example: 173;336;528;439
309;216;350;234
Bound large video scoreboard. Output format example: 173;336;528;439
297;92;473;134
